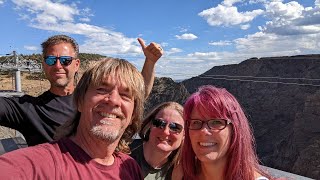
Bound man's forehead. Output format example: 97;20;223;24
101;76;130;89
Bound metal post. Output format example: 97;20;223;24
13;51;22;92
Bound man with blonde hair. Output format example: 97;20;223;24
0;58;147;179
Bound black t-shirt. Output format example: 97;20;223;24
0;91;77;146
130;139;173;180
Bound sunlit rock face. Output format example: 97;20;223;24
150;55;320;179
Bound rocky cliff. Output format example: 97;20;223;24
179;55;320;179
145;77;189;114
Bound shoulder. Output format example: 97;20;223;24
0;141;62;179
115;152;143;178
1;140;62;161
116;152;141;169
116;152;137;162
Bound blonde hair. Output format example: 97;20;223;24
56;57;145;154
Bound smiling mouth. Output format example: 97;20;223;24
54;73;66;77
199;142;217;147
99;112;124;120
100;112;116;118
158;137;171;143
97;113;119;126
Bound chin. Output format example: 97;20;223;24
156;144;172;152
53;80;68;87
157;144;180;153
197;154;220;163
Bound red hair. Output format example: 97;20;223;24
181;85;270;180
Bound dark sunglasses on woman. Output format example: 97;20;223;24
152;118;183;133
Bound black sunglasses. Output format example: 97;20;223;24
44;56;74;66
188;119;232;130
152;118;183;133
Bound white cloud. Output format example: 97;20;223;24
24;45;38;51
35;13;58;24
316;0;320;7
199;4;264;27
179;27;188;33
79;7;93;22
209;40;232;46
234;31;319;57
79;17;90;22
265;1;304;21
261;1;320;35
0;0;4;5
240;24;250;30
187;52;221;60
222;0;242;7
175;33;198;40
248;0;267;4
12;0;79;22
166;48;182;55
161;42;168;47
11;0;141;56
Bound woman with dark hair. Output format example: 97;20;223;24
130;102;184;180
176;85;271;180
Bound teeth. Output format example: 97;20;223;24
158;137;170;142
100;112;117;118
199;142;216;147
100;120;113;125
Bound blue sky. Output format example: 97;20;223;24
0;0;319;80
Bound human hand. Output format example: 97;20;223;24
138;38;163;64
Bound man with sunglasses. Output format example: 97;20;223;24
0;34;163;147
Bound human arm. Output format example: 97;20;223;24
138;38;163;99
0;97;25;130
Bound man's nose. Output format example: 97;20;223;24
105;90;121;107
53;58;63;68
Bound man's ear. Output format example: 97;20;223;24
74;58;80;71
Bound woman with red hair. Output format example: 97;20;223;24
176;85;271;180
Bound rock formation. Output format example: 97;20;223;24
144;77;189;114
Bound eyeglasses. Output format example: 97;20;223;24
152;118;183;133
44;56;74;66
187;119;232;130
